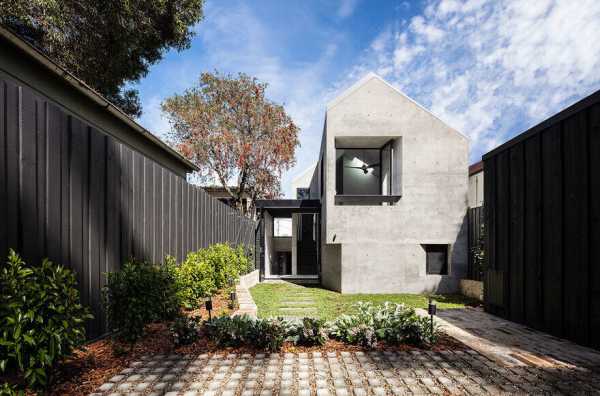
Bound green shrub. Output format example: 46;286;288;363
204;315;254;347
103;259;180;343
0;382;24;396
235;245;254;275
170;316;202;346
297;318;328;346
174;252;215;308
0;250;92;389
329;301;439;348
205;315;290;351
249;318;288;351
172;244;252;308
198;243;243;289
329;302;380;348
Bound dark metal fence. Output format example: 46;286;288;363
0;75;256;338
467;206;484;281
483;89;600;350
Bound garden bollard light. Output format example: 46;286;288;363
230;291;237;302
205;298;213;320
428;297;437;341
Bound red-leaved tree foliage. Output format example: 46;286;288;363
162;72;300;215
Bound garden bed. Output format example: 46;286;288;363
42;323;467;396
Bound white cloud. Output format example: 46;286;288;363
138;95;171;141
138;2;341;197
410;16;445;42
347;0;600;161
337;0;360;19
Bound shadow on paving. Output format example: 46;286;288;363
436;308;600;371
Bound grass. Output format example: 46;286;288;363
249;282;479;320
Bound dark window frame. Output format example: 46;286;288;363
424;244;449;275
296;187;310;199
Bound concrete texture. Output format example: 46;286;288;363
468;170;484;208
315;73;469;294
459;279;483;301
239;270;260;289
233;282;257;318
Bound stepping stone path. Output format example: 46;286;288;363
278;290;318;319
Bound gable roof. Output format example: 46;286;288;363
326;72;469;141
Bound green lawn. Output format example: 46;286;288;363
249;282;478;320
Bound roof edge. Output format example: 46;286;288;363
327;72;470;142
0;26;198;172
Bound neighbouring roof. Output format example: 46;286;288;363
0;26;198;173
255;199;321;210
469;161;484;176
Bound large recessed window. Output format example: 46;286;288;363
336;148;381;195
334;138;401;205
273;217;292;237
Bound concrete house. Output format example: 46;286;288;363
256;73;469;293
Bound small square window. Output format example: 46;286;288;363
273;217;292;237
424;245;448;275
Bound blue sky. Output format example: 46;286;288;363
136;0;600;197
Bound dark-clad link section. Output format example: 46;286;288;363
483;89;600;350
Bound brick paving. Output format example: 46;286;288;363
89;348;600;395
434;308;600;369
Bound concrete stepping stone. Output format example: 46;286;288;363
279;307;318;313
280;301;316;306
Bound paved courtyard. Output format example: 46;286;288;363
90;308;600;395
90;348;600;396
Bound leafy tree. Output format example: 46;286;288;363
162;72;300;214
0;0;204;117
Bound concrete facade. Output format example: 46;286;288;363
291;163;317;198
314;73;469;294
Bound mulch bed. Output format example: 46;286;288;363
3;289;469;395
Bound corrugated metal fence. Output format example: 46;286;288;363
483;90;600;349
0;75;256;338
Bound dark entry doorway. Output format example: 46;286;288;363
297;213;319;275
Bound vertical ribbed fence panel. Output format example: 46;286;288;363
0;73;257;338
483;89;600;350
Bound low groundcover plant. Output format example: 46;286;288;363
204;301;440;351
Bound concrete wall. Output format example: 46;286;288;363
263;212;299;277
264;212;274;276
321;244;341;291
468;170;484;208
459;279;483;301
291;163;317;198
239;269;260;289
319;74;469;294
